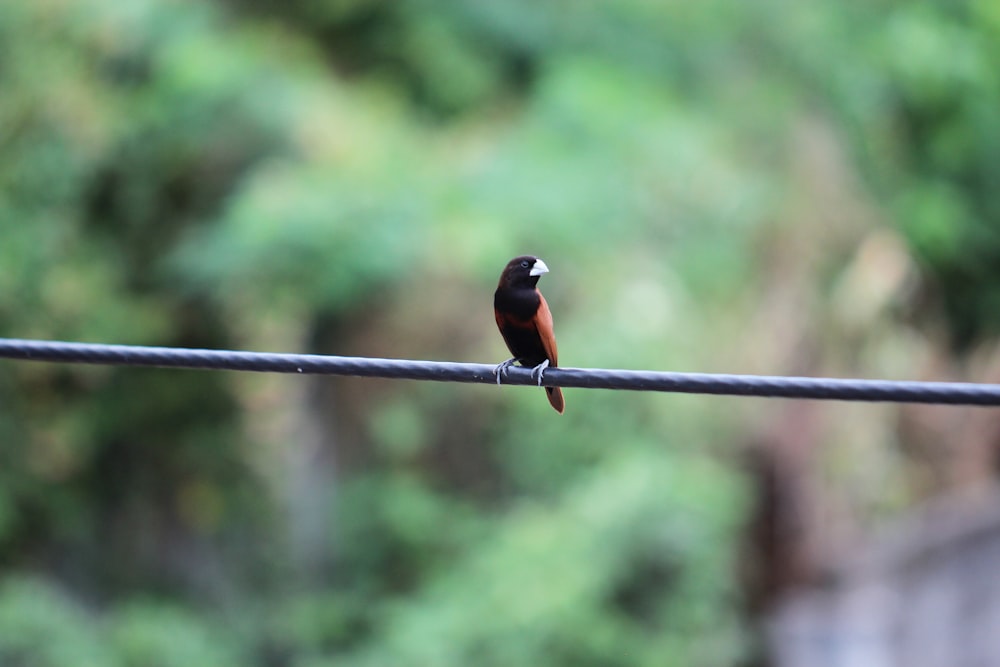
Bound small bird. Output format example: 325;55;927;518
494;255;565;413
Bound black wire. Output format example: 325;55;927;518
1;337;998;405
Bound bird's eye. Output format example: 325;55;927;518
520;260;530;269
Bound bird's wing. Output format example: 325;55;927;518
533;293;558;367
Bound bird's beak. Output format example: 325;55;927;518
530;259;549;277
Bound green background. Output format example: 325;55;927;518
1;0;999;664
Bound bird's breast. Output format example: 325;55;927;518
494;287;540;321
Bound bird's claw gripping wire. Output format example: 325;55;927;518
493;359;550;387
494;358;517;386
530;359;550;387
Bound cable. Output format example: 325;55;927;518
0;337;999;405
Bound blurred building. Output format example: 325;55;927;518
768;489;1000;667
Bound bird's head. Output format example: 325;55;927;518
498;255;549;289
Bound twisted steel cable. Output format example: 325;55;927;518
1;337;999;405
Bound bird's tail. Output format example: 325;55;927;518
546;386;565;414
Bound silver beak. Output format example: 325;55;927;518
529;259;549;277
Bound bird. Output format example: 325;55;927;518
493;255;565;413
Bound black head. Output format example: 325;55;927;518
497;255;550;290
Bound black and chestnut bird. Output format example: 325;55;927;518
493;255;565;413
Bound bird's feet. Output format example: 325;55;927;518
530;359;550;386
493;358;517;386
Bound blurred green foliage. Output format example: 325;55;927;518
1;0;998;664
